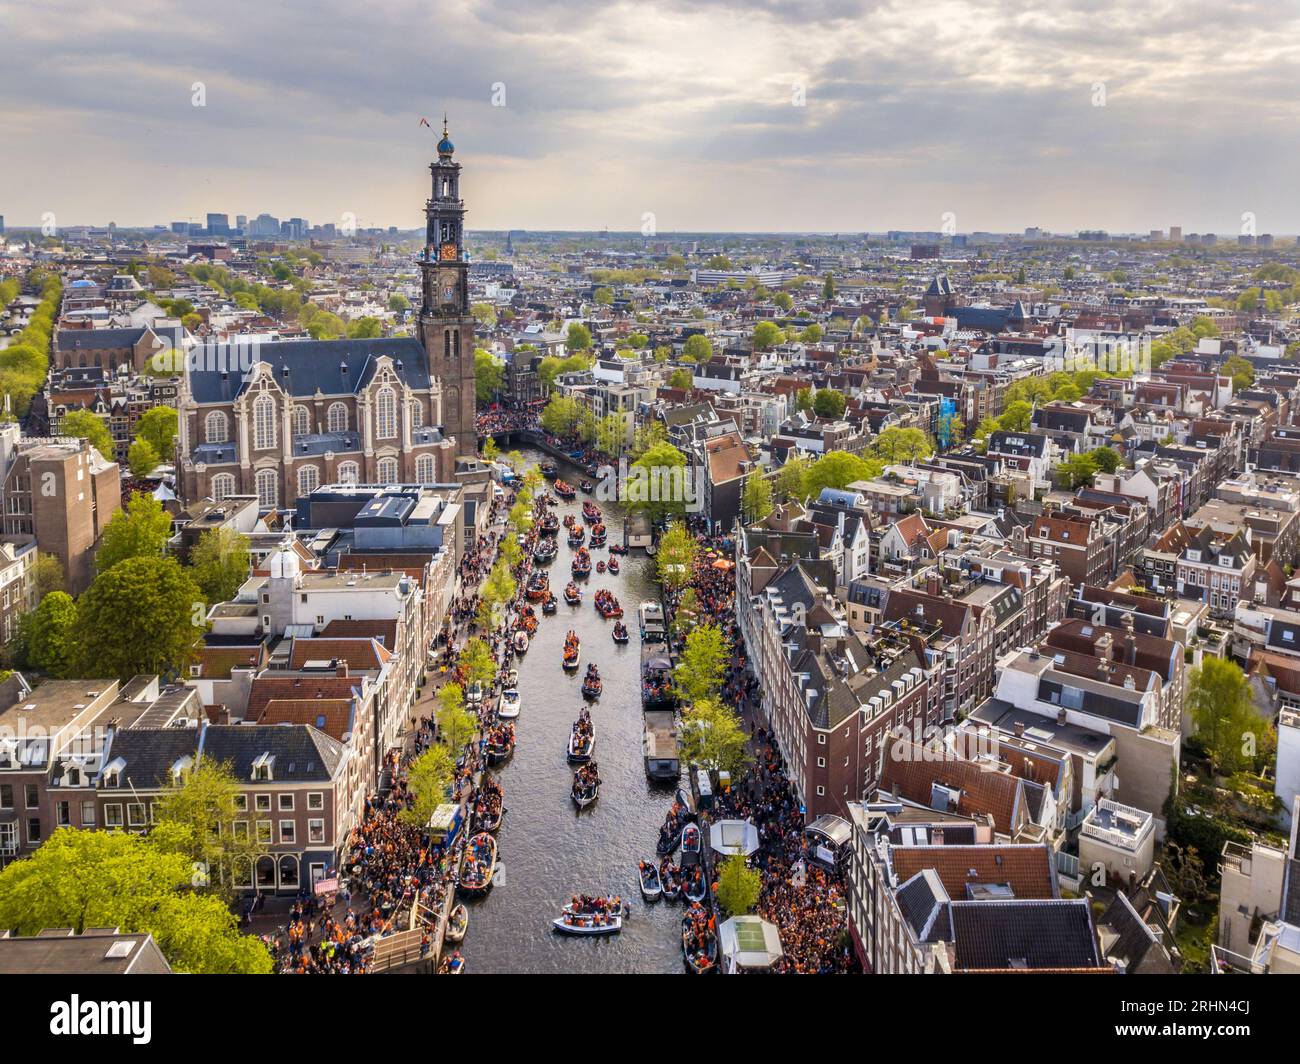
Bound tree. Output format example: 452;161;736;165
437;684;478;752
1187;657;1258;776
631;420;668;460
668;368;694;390
997;400;1033;433
153;758;266;897
60;410;114;459
400;745;456;827
189;527;250;604
683;334;712;364
870;426;934;465
741;472;774;525
347;316;383;339
822;272;835;300
24;591;77;677
715;852;762;916
656;521;698;591
680;697;751;778
388;293;409;314
540;394;581;437
596;412;628;456
75;556;206;680
481;558;516;621
1222;355;1255;394
795;387;814;414
135;406;179;462
800;323;823;344
628;441;690;523
675;622;729;704
813;389;847;419
1056;452;1099;489
0;827;271;973
1088;446;1123;474
96;492;172;573
774;454;812;502
752;321;783;351
475;348;505;404
32;552;64;600
565;322;592;353
127;438;159;478
804;451;882;498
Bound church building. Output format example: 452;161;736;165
177;122;479;509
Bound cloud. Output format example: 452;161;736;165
1;0;1297;232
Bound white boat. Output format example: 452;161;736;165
445;903;468;944
498;687;521;719
513;630;529;654
505;668;519;688
638;862;662;902
466;681;484;706
572;778;600;809
682;823;701;856
552;913;623;935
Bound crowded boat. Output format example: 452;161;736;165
608;557;619;574
458;833;498;897
659;857;682;901
589;523;607;547
554;479;576;499
611;620;629;644
571;546;592;576
485;722;515;766
553;895;624;935
446;904;468;944
473;774;504;833
526;571;550;600
571;762;601;808
638;861;662;902
563;582;582;605
681;904;717;973
581;501;601;523
567;709;594;763
562;630;581;670
581;663;602;699
593;588;623;619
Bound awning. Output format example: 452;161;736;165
719;915;783;971
709;819;759;857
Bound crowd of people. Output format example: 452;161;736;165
475;398;546;438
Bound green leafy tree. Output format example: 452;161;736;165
400;745;457;827
1187;657;1259;776
1088;446;1123;474
475;348;505;404
32;552;64;600
540;394;582;436
437;683;478;752
804;451;883;498
96;491;173;573
153;758;267;897
135;406;179;461
675;623;729;704
1222;355;1255;393
680;697;752;779
25;590;78;677
870;426;934;465
715;852;762;916
75;556;206;680
822;272;835;300
631;420;668;460
683;334;713;364
656;520;698;591
461;637;498;687
388;293;409;313
347;316;383;339
752;321;783;351
774;454;812;502
565;322;592;352
997;400;1033;433
669;367;694;390
60;410;114;458
741;472;775;525
189;527;250;604
813;389;847;419
0;827;271;973
629;441;690;523
127;438;160;478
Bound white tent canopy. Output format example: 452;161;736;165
719;915;783;972
709;818;760;857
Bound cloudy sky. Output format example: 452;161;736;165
2;0;1298;234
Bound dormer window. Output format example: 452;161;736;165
252;753;274;781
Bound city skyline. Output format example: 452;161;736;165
3;0;1298;235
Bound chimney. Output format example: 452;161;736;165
926;572;941;597
1014;721;1026;738
1122;611;1137;665
336;662;349;678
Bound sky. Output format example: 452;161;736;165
2;0;1298;235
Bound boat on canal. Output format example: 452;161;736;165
660;858;682;901
446;904;468;944
526;571;550;600
612;621;629;644
533;539;557;564
638;861;662;902
498;686;522;719
513;629;529;655
567;525;585;548
553;897;625;935
564;582;582;605
641;648;676;709
581;663;602;699
458;833;498;897
681;823;702;858
440;951;466;974
571;547;592;577
608;557;620;574
567;709;594;763
594;589;623;619
485;722;515;766
571;762;601;809
542;592;558;614
682;866;707;903
582;501;601;523
579;479;595;494
555;479;576;500
589;523;607;547
540;461;558;479
638;600;667;643
682;906;717;973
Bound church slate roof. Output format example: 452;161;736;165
188;337;431;404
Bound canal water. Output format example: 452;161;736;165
458;450;685;974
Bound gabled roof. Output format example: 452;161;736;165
200;724;344;781
949;899;1102;971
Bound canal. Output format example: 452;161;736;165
458;449;685;974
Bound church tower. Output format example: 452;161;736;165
419;119;478;457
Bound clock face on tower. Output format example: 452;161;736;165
439;241;457;261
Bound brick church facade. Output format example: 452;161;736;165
178;122;478;508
